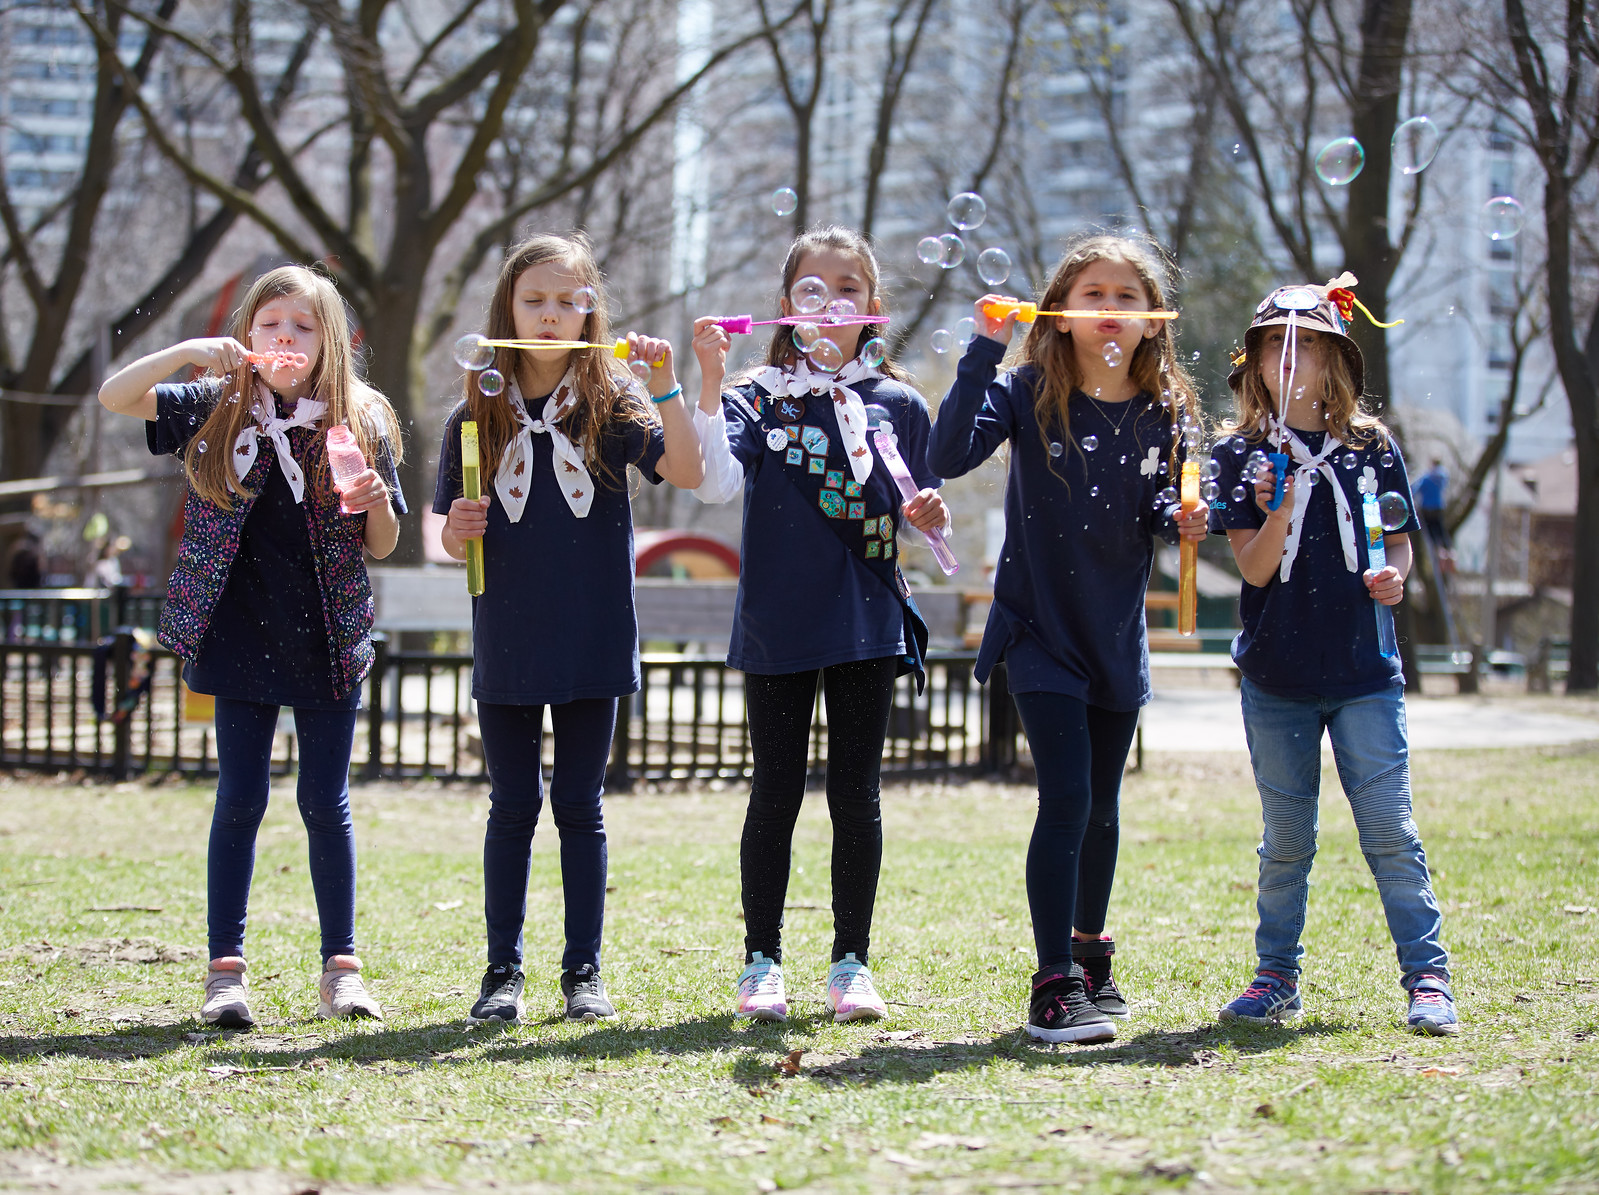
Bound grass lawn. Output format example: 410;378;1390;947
0;737;1595;1192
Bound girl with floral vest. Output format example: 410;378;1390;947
98;265;405;1030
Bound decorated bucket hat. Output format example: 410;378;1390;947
1228;272;1385;398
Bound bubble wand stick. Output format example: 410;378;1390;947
1178;459;1200;636
705;314;890;334
1363;490;1398;658
980;299;1178;323
460;421;485;597
871;429;958;577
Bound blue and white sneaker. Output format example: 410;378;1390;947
1405;973;1460;1036
1218;970;1302;1024
735;952;788;1023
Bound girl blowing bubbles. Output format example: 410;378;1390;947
691;227;947;1023
436;234;703;1024
98;265;405;1028
927;234;1207;1044
1208;280;1456;1035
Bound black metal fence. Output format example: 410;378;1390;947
0;631;1022;786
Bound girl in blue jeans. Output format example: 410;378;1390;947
1207;278;1456;1035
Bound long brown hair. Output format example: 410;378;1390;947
466;233;651;486
1018;233;1197;477
1222;334;1388;449
754;226;909;382
184;265;402;510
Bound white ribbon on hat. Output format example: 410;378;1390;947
496;371;593;520
230;383;328;504
1276;427;1358;583
749;354;884;484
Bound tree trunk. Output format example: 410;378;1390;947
360;280;429;565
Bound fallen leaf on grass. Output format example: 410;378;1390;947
432;900;463;912
774;1048;804;1076
709;1115;736;1128
880;1150;923;1168
760;1114;789;1126
1563;905;1595;915
1418;1066;1462;1077
873;1029;924;1042
440;1139;482;1152
913;1132;988;1150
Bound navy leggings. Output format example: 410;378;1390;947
1012;691;1140;969
741;655;898;966
478;698;614;973
209;697;359;963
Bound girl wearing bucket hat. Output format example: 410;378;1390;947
1206;275;1457;1036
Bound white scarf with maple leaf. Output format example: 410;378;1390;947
496;372;592;520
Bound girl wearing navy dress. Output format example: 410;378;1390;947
1208;279;1456;1035
691;227;948;1023
927;234;1208;1044
98;265;406;1029
436;234;703;1024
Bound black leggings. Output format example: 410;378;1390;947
741;655;899;966
1013;691;1140;969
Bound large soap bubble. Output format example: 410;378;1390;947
454;333;494;371
571;286;597;314
1377;490;1410;531
938;234;965;269
1314;137;1365;185
770;187;798;216
478;368;505;396
916;236;943;265
976;247;1012;287
946;192;986;231
930;328;954;354
790;275;829;314
809;338;844;372
1391;117;1439;175
1480;196;1525;240
859;337;887;368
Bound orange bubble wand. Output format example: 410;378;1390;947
1178;459;1200;637
980;298;1178;324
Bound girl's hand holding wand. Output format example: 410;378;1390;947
1365;565;1405;606
337;468;389;516
1174;500;1209;540
691;317;731;412
442;494;490;560
902;489;949;534
626;332;680;400
975;295;1020;345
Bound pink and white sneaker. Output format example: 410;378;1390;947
826;953;887;1022
735;952;788;1022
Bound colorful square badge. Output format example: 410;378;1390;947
865;540;881;558
819;489;845;518
785;446;804;467
807;457;826;475
825;470;845;489
845;479;863;498
847;501;866;520
800;426;830;456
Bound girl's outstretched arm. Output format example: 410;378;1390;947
926;297;1020;480
689;316;743;505
99;339;247;421
629;333;704;490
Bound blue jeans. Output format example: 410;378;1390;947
1240;679;1449;987
209;698;359;963
478;699;614;973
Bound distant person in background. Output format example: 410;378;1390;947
90;535;131;589
8;532;42;589
1413;458;1453;572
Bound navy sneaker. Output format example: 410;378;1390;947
1218;970;1302;1024
1073;936;1128;1017
561;964;615;1022
469;963;525;1024
1027;964;1116;1044
1406;973;1460;1036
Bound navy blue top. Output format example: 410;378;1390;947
149;380;407;710
433;396;665;704
927;334;1182;711
1413;464;1446;513
1207;429;1422;699
720;375;938;675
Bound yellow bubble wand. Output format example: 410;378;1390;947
460;421;485;597
980;298;1179;324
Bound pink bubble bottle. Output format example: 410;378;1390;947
325;425;367;510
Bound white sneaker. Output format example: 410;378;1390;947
318;954;382;1020
826;953;887;1022
201;956;254;1030
735;952;788;1022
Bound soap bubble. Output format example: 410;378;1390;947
771;187;798;216
1480;196;1524;240
863;403;893;432
1048;441;1064;458
1341;451;1359;470
1230;438;1245;454
859;337;887;368
946;191;986;230
1247;449;1269;469
1157;486;1178;506
1314;136;1365;185
1232;485;1248;503
1202;457;1221;480
478;367;506;396
1380;451;1394;467
1202;480;1220;502
938;233;965;268
1090;485;1100;497
916;236;943;265
1391;116;1439;175
571;286;597;314
1378;490;1410;530
1083;435;1099;452
954;316;976;345
930;328;954;354
790;275;829;314
628;359;652;381
1306;471;1319;487
197;440;208;453
1191;350;1201;362
1102;341;1124;368
792;322;822;351
809;338;844;372
825;297;857;320
453;333;494;371
976;247;1012;286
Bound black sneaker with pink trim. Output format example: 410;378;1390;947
1072;936;1128;1017
1027;964;1116;1044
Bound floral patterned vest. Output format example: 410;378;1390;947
158;424;375;700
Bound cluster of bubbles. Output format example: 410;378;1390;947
787;275;887;372
917;232;967;269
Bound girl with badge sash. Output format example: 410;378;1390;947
690;226;949;1024
435;233;703;1024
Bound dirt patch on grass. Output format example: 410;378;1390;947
1;938;201;967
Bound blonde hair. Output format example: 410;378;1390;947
1222;334;1388;449
184;266;402;509
466;233;651;485
1018;233;1196;477
755;226;908;382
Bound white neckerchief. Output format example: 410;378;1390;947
496;371;592;520
1276;426;1357;582
231;383;328;503
750;355;884;484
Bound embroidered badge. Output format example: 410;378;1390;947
819;489;845;518
785;446;804;467
845;479;863;498
866;540;881;558
863;518;878;538
774;395;806;423
807;457;826;475
825;469;844;489
878;515;894;539
800;425;829;456
883;539;894;558
847;501;866;520
786;425;800;442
